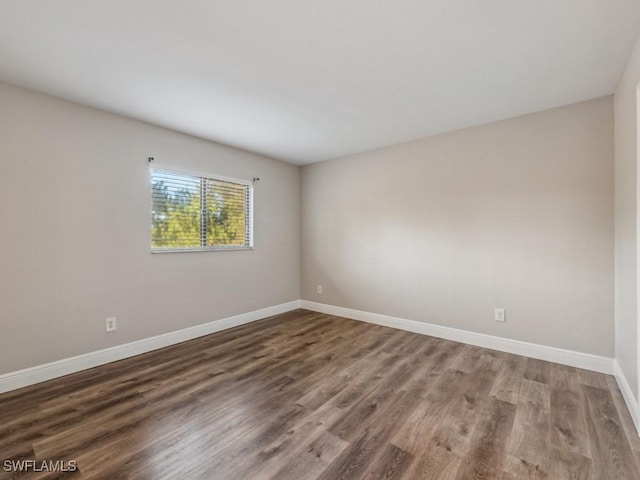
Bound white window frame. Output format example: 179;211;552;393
150;165;254;253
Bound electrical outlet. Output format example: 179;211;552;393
494;308;506;323
316;284;323;294
106;317;117;332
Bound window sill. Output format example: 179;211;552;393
151;246;254;254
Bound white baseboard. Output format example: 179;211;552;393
300;300;614;375
0;299;620;400
614;360;640;435
0;300;302;394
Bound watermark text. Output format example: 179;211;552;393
3;459;77;473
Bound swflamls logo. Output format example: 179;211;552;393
3;459;77;472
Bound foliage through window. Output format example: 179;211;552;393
151;168;253;251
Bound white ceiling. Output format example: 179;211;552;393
0;1;638;165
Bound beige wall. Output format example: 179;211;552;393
302;97;614;356
615;36;640;399
0;82;301;374
0;79;619;376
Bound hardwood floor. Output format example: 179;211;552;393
1;309;639;479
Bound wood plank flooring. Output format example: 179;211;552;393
0;309;639;479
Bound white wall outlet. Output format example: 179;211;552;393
494;308;506;323
106;317;117;332
316;284;323;294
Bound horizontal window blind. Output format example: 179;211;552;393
151;168;253;252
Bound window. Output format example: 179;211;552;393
151;168;253;252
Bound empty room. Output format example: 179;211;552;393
2;1;640;478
